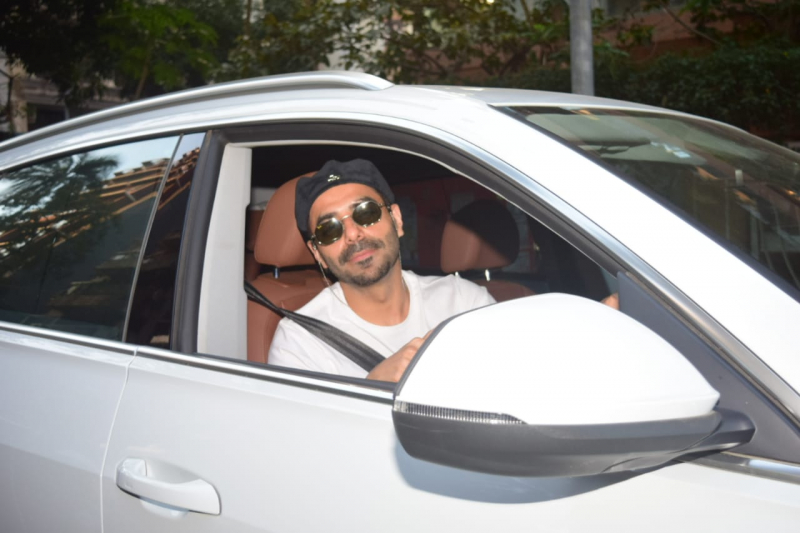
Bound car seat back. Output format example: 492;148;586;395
247;173;326;363
440;199;534;302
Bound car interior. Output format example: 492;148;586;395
243;144;617;365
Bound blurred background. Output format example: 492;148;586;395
1;0;798;147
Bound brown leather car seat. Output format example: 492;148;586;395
244;205;265;282
440;199;534;302
247;174;326;363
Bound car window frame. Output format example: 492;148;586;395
169;119;800;461
0;134;183;342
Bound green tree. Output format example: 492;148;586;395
1;0;240;106
103;0;219;100
0;0;121;106
171;0;245;86
219;0;616;84
217;0;339;80
599;0;800;139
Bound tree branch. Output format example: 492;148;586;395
520;0;532;20
134;45;154;101
661;4;722;46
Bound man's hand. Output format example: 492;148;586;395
602;293;620;310
367;331;432;383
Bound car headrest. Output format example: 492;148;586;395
254;173;317;267
440;199;519;273
245;206;265;252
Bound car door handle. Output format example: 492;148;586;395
116;458;220;515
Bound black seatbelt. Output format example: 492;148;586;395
244;280;385;372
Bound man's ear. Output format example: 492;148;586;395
389;203;404;238
306;240;329;269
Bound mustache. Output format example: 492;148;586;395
338;238;384;265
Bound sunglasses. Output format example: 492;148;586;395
311;200;389;246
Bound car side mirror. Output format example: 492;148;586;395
392;294;754;477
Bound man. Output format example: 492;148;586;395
267;159;496;382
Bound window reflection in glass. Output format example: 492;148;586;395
0;137;180;339
509;107;800;293
126;133;204;348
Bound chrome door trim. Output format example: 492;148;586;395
689;452;800;485
0;321;135;355
135;346;395;404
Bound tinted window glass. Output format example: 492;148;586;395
392;175;613;300
126;134;204;348
507;107;800;294
0;137;179;339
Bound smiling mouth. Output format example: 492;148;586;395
339;239;384;265
350;248;376;263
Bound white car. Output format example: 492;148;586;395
1;71;799;532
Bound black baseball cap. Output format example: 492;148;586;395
295;159;395;239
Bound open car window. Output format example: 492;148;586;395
229;142;617;378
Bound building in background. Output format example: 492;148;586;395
1;52;122;140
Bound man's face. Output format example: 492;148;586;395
307;183;403;288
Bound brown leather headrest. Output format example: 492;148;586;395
440;199;519;273
244;208;264;252
254;173;316;267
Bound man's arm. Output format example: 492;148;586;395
366;330;431;382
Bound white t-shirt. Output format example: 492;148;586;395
268;271;496;378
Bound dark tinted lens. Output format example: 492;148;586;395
314;218;343;245
352;201;383;227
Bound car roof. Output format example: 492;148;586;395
415;84;671;111
0;70;711;173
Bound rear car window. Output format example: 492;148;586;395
0;137;180;340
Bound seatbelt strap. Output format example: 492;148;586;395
244;280;385;372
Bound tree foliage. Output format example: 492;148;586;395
1;0;236;104
216;0;338;80
595;0;800;138
328;0;577;83
611;44;800;139
218;0;619;84
103;1;218;100
3;0;799;140
1;0;120;105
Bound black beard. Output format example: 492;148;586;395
337;238;384;266
324;233;401;288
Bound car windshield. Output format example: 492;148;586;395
505;106;800;294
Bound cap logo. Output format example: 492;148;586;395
327;174;341;182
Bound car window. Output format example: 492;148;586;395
126;134;205;348
233;143;617;370
506;106;800;295
392;175;614;300
247;145;615;303
0;136;180;340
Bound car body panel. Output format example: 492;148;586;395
99;350;800;533
0;325;131;533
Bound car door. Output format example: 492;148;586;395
0;135;185;533
101;120;800;532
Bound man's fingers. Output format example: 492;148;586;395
602;293;620;310
367;331;436;382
